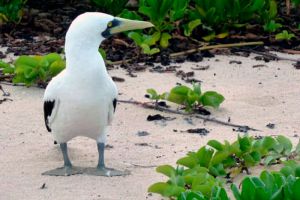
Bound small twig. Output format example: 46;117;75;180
107;58;133;65
118;99;260;131
240;48;300;62
0;81;25;86
0;98;13;104
286;0;291;15
170;41;264;58
107;41;264;65
0;74;14;79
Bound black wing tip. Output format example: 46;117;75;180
44;100;55;132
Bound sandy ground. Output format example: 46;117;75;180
1;53;300;200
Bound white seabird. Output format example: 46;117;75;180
43;12;153;176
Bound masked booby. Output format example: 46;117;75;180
42;12;153;176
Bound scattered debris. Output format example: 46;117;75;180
253;64;268;68
105;144;114;149
137;131;150;137
228;117;231;123
191;65;210;70
135;143;150;146
187;52;203;62
233;126;250;133
157;101;169;108
40;183;47;189
293;62;300;69
181;128;210;136
0;98;13;104
176;70;202;83
147;114;166;121
194;107;211;116
112;76;125;82
266;123;275;129
229;60;242;64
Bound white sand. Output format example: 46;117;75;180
0;53;300;199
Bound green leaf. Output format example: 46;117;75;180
167;85;191;105
200;91;224;108
49;60;65;77
196;147;214;168
211;186;229;199
202;33;216;41
184;19;201;36
275;30;295;41
292;179;300;199
231;184;242;200
280;166;294;177
209;163;226;176
119;9;142;20
179;191;205;200
146;88;159;100
15;56;38;68
216;32;229;39
211;150;230;165
140;44;160;55
128;32;143;45
44;53;62;64
238;135;251;152
144;31;161;46
276;135;292;154
148;182;185;197
241;177;256;200
160;32;171;48
177;156;197;168
207;140;224;151
156;165;176;177
98;48;107;60
264;155;276;166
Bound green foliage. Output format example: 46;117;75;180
149;135;300;199
0;0;27;23
0;53;65;86
292;0;300;6
275;30;295;41
147;83;224;111
90;0;129;16
119;0;297;54
263;20;282;32
121;0;190;53
128;32;161;55
231;170;300;200
187;0;279;38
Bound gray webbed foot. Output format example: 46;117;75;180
84;167;130;177
42;166;84;176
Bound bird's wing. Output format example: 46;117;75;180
43;72;64;132
107;98;117;125
43;100;56;132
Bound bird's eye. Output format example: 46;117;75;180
107;21;113;28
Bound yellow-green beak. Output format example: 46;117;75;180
109;17;154;34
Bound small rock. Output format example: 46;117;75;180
266;123;275;129
137;131;150;137
147;114;166;121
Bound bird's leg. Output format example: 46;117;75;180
97;142;106;168
42;143;83;176
84;142;130;177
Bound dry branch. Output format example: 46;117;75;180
118;99;260;131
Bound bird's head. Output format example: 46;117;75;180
65;12;153;49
